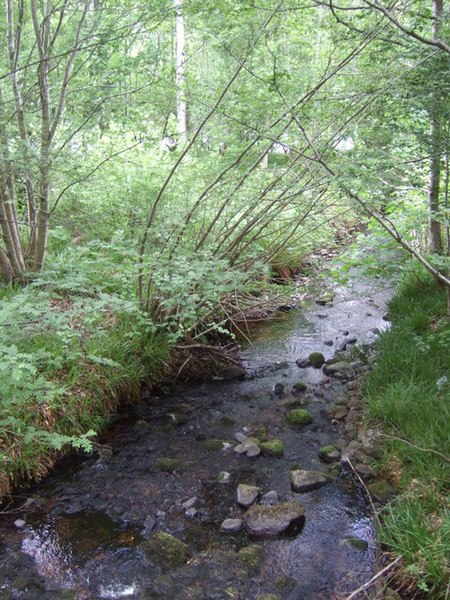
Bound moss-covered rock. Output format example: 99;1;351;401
318;445;340;462
286;409;313;426
254;426;269;442
219;415;235;426
367;480;396;503
292;381;307;393
155;457;181;473
140;532;188;568
342;537;369;551
260;439;284;458
202;439;224;451
308;352;325;368
236;544;264;569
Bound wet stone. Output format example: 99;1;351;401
290;469;329;492
354;463;376;481
237;484;260;508
246;445;261;459
343;537;369;551
245;501;305;537
261;490;279;505
296;357;311;368
368;480;396;503
319;445;341;462
218;471;231;483
323;361;356;380
327;405;348;420
182;497;197;510
220;518;243;533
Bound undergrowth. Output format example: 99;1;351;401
0;242;170;498
364;268;450;598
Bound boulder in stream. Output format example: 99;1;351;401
290;469;329;492
140;532;188;568
244;501;305;537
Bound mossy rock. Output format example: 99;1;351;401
155;457;181;473
318;445;340;462
236;544;264;569
275;576;296;590
260;439;284;458
292;381;307;393
254;426;269;443
286;409;313;426
284;398;306;409
308;352;325;368
257;596;282;600
367;480;396;503
140;532;188;568
202;439;224;451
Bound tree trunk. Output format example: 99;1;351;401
175;0;187;143
428;0;444;255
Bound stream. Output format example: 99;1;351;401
0;271;392;600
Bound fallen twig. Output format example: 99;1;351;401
345;555;403;599
378;433;449;462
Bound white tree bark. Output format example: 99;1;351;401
175;0;187;143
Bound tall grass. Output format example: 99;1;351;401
364;268;450;597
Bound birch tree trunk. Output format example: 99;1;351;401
175;0;187;143
428;0;444;255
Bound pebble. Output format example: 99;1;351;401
182;497;197;510
237;484;260;508
221;518;243;533
14;519;26;529
185;508;198;518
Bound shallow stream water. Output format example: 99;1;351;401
0;272;392;600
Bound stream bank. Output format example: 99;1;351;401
0;269;394;600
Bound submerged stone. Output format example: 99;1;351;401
296;358;311;368
244;501;305;536
327;405;348;420
292;381;307;393
342;536;369;551
140;532;188;568
286;409;313;426
290;469;329;492
322;361;356;380
236;544;265;569
260;439;284;458
155;457;181;473
308;352;325;368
